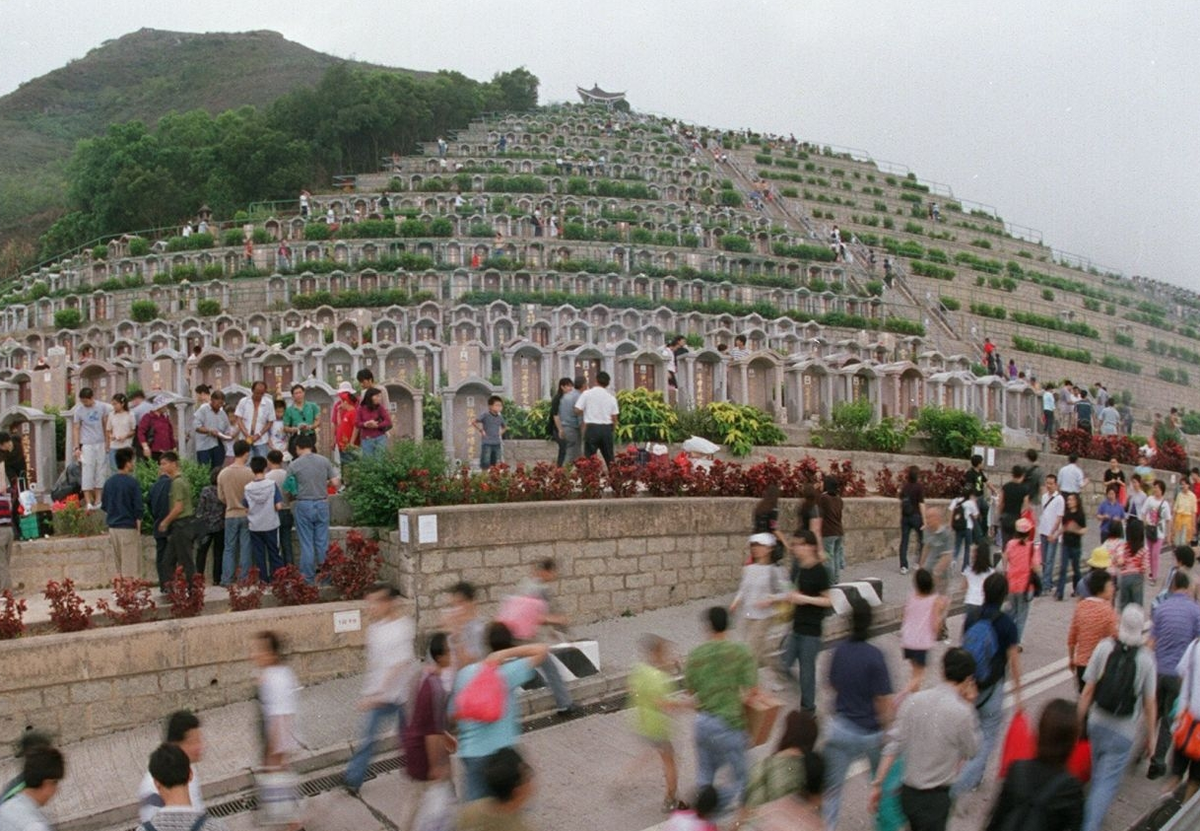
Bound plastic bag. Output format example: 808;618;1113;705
999;709;1035;778
413;780;455;831
497;594;547;640
452;662;506;723
1067;738;1092;783
254;768;302;826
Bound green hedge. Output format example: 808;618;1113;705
1009;311;1098;339
1012;335;1091;364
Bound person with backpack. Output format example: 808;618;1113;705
1077;604;1157;831
953;573;1024;802
949;488;980;571
450;622;549;802
869;648;981;831
1147;570;1200;780
984;698;1084;831
134;744;228;831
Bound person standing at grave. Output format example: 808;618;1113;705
344;584;416;796
157;452;200;592
575;370;619;466
72;387;111;511
107;393;136;473
684;606;758;814
265;450;293;567
193;389;230;471
242;457;283;580
355;387;393;459
283;384;319;457
138;396;177;462
550;377;581;467
469;396;507;471
235;381;274;460
289;433;340;584
217;441;255;585
101;448;143;577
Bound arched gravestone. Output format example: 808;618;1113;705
140;351;183;394
75;360;125;402
442;379;497;463
299;380;337;458
504;342;547;408
384;346;421;387
446;342;487;387
688;350;724;408
197;352;235;392
262;354;294;398
384;382;424;440
0;406;55;490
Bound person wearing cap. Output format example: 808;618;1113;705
1068;569;1118;692
137;396;176;463
1078;604;1157;831
1002;516;1040;639
730;533;783;675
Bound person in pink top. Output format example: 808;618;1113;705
900;568;947;693
354;386;392;458
1004;517;1041;640
1114;519;1148;610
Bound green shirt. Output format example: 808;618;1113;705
628;662;674;741
744;753;807;809
284;402;320;430
684;639;757;730
169;475;194;519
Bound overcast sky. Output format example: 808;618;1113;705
3;0;1195;288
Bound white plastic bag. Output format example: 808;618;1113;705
254;768;302;826
412;780;455;831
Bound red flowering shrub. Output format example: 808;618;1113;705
318;531;383;600
271;565;319;606
827;460;868;497
166;569;206;618
571;455;605;499
1052;428;1093;460
96;576;157;626
1053;428;1139;465
228;567;265;611
44;578;93;633
1155;440;1190;474
876;462;965;498
0;591;27;639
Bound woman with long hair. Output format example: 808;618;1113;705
107;392;135;472
549;377;578;467
1115;520;1147;610
355;386;392;458
985;698;1084;830
1059;492;1087;600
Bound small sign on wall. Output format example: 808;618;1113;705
333;610;361;633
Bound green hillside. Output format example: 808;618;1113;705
0;28;425;268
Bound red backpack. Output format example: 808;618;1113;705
452;662;506;723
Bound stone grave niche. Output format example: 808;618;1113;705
787;361;832;424
139;351;183;394
318;345;356;388
441;378;498;463
298;380;337;458
197;351;237;393
384;346;422;388
562;345;605;389
502;341;548;408
685;350;724;409
30;346;68;411
0;381;17;414
1;406;56;491
630;350;665;393
446;342;489;388
296;322;323;350
384;382;424;440
261;353;296;399
74;360;126;403
11;373;32;408
731;354;784;419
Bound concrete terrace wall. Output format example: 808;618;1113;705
0;600;369;747
393;497;908;628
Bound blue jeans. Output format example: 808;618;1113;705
344;702;405;790
954;528;972;570
250;443;269;460
1058;541;1082;599
221;516;250;584
250;529;282;580
952;679;1005;798
1005;592;1031;641
822;714;884;829
196;445;225;471
1040;535;1059;594
538;651;573;710
361;435;387;458
780;632;821;712
898;515;922;569
480;443;502;470
823;536;845;584
294;499;330;583
461;754;490;802
1083;721;1134;831
694;712;749;811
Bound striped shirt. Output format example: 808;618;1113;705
1151;594;1200;677
1068;597;1118;669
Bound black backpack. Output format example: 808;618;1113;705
1093;641;1140;717
993;765;1074;831
951;500;968;533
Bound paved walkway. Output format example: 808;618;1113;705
8;547;1182;831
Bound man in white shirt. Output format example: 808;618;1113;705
136;711;205;824
1042;384;1057;436
136;744;229;831
234;381;274;459
1038;474;1065;597
1057;454;1087;497
0;746;63;831
343;583;415;796
574;370;620;465
73;387;111;510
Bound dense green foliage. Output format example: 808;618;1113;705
343;440;449;526
36;63;539;261
915;406;1002;458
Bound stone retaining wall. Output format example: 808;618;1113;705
0;600;369;746
392;496;919;628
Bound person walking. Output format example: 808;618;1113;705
1058;493;1087;600
965;454;995;544
984;699;1084;831
1068;570;1119;692
998;466;1029;549
1115;520;1148;610
0;747;65;831
869;649;981;831
450;623;548;801
684;606;758;814
777;530;832;712
400;631;453;828
575;370;619;465
135;711;207;825
193;390;231;470
289;433;340;584
898;466;926;575
1147;570;1200;780
1078;604;1157;831
72;387;111;510
1057;454;1087;500
1145;479;1172;583
731;534;781;675
953;573;1023;802
949;487;980;571
823;601;894;829
344;584;416;796
1003;517;1040;639
1161;630;1200;802
135;743;229;831
962;543;995;634
251;631;301;780
217;441;255;585
550;377;582;467
900;569;946;694
100;447;143;577
819;475;846;583
507;559;577;716
157;452;200;591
